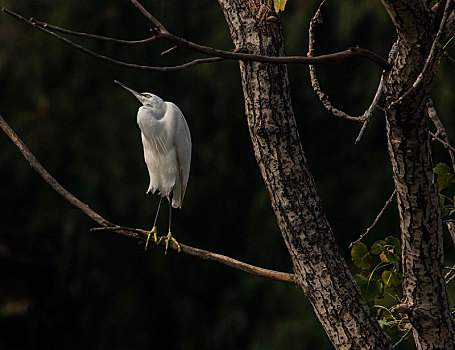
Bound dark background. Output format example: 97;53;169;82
1;0;454;349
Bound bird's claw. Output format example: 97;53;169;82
156;231;181;255
137;227;158;251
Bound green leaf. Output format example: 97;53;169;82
274;0;287;13
385;236;401;255
434;163;451;175
381;270;402;286
440;193;446;206
351;243;372;270
354;274;383;301
382;249;400;265
370;240;386;255
438;173;454;190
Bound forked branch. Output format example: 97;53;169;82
2;5;391;70
307;0;388;133
0;113;294;284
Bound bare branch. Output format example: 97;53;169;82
0;113;294;284
28;17;157;45
391;0;452;107
355;41;398;143
0;114;113;229
428;99;455;172
446;220;455;246
307;0;363;123
308;0;390;127
3;6;391;70
161;45;178;56
91;226;294;282
348;189;397;249
443;50;455;62
2;8;222;72
129;0;168;34
355;75;385;143
129;0;391;69
392;328;412;349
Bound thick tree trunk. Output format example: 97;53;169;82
217;0;391;348
381;1;455;348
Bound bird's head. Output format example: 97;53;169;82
114;80;164;108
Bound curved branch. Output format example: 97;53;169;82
29;17;157;45
91;226;294;282
129;0;390;69
348;189;397;249
2;8;222;72
2;6;391;70
307;0;389;127
428;99;455;172
0;113;294;284
390;0;452;107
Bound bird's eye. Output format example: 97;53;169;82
144;93;151;98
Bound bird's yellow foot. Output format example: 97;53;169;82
137;226;158;251
156;231;181;255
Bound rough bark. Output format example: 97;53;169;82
381;0;455;348
217;0;391;348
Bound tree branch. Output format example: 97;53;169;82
443;50;455;62
27;17;157;44
428;99;455;172
307;0;390;128
355;75;385;143
348;189;397;248
3;5;391;70
1;8;222;72
129;0;391;69
390;0;452;107
0;113;294;284
355;41;398;143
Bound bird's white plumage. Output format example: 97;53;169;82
114;80;191;209
137;102;191;208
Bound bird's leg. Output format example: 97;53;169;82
137;196;162;251
156;193;181;254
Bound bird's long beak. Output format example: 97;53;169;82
114;80;147;103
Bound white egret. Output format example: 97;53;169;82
115;80;191;254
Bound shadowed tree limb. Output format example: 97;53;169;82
390;0;452;107
1;8;223;72
0;113;294;284
2;6;391;70
348;189;397;249
307;0;390;132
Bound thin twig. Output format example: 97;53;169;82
0;114;113;229
446;274;455;285
2;8;222;72
349;189;397;249
391;0;452;107
430;132;455;153
0;113;294;284
161;45;177;56
355;75;384;143
2;7;391;69
129;0;391;69
307;1;390;126
129;0;168;33
427;99;455;172
443;50;455;62
29;17;157;44
355;41;398;143
307;0;363;123
392;328;412;349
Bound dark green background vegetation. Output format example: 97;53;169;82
1;0;454;348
